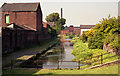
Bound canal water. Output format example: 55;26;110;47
38;39;82;69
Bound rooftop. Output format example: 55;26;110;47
1;3;40;12
80;25;95;29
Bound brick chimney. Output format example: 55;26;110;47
61;8;63;18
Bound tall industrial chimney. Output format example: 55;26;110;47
61;8;63;18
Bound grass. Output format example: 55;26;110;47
72;39;118;68
34;64;119;75
2;64;119;75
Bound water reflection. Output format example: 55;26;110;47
38;40;79;69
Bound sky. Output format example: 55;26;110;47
0;0;119;26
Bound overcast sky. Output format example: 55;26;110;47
0;0;119;26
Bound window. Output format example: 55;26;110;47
5;14;9;24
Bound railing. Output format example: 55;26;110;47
9;51;118;70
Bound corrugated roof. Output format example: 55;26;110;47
80;25;95;29
1;3;40;12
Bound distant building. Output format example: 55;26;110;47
60;25;95;36
80;25;95;35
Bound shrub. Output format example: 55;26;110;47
81;31;87;43
88;32;103;49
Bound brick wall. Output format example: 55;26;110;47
2;11;37;30
2;27;51;54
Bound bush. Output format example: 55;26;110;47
81;31;87;43
104;33;120;50
72;37;118;66
88;32;103;49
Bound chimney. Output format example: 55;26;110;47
61;8;63;18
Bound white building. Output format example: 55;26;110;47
80;25;95;36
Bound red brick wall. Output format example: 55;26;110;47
60;30;69;35
36;4;43;32
2;11;37;30
74;29;80;35
69;26;74;32
60;27;81;36
2;27;51;54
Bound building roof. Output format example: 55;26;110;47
1;3;40;12
20;25;36;31
80;25;95;29
6;23;36;31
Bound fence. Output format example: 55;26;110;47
9;51;119;70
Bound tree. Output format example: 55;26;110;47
45;12;66;33
55;18;66;32
88;32;103;49
88;15;120;50
48;25;57;37
94;16;119;35
45;13;59;22
81;31;87;43
85;29;94;38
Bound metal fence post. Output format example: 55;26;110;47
57;60;59;69
101;53;103;64
11;59;13;69
78;61;80;70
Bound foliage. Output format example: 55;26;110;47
104;33;120;50
48;26;57;36
71;36;80;43
45;13;59;22
85;28;94;38
88;32;103;49
81;31;87;43
69;35;74;39
45;12;66;33
55;18;66;32
72;37;118;66
87;16;120;49
94;16;119;35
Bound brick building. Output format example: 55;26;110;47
1;3;51;54
1;3;43;31
60;25;95;36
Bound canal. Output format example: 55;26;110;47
37;39;81;69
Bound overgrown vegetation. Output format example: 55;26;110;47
81;15;120;50
72;16;119;68
72;37;118;66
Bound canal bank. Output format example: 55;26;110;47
19;38;83;69
2;38;58;68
